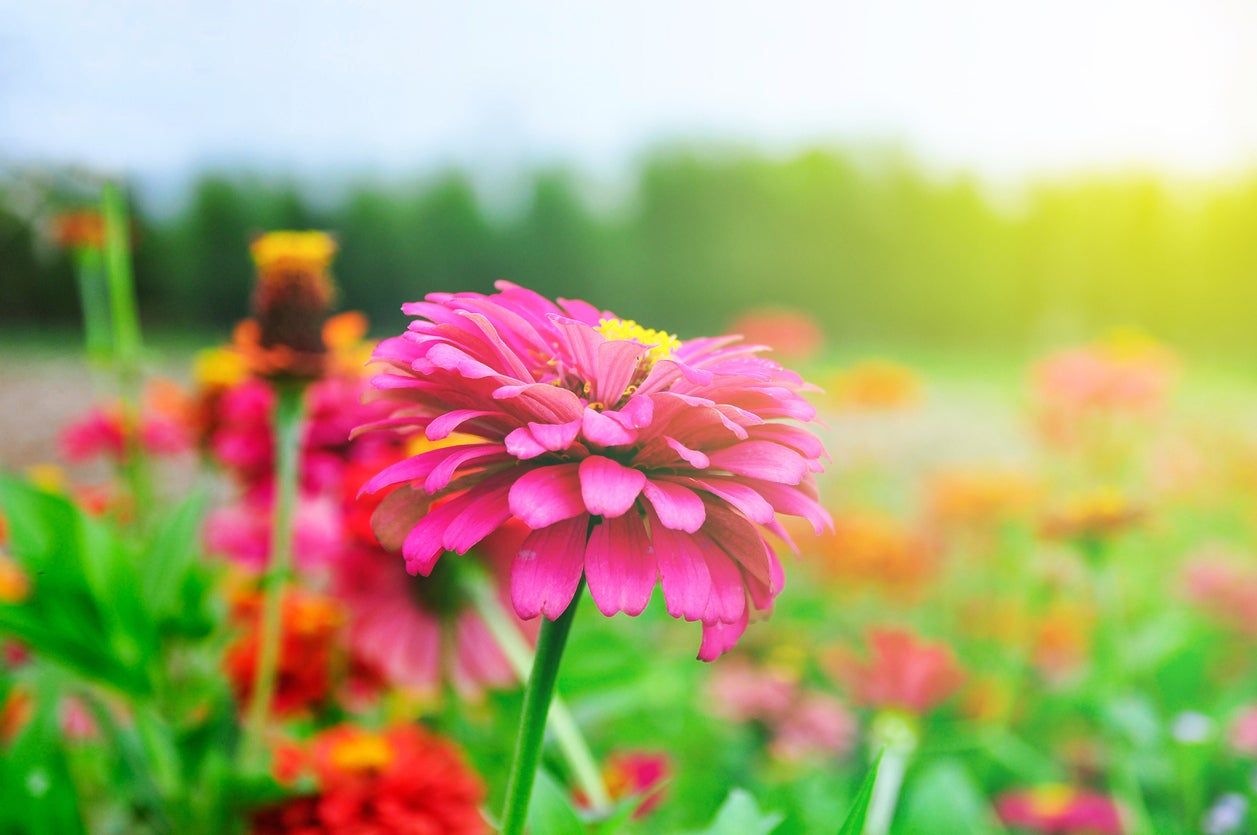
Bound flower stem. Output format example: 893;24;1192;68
864;712;917;835
73;246;112;366
466;571;610;813
240;381;305;765
100;182;151;527
499;580;584;835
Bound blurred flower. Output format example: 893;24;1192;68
1171;710;1215;745
926;468;1040;532
1229;705;1257;756
1031;600;1094;682
0;556;30;604
0;688;31;742
205;491;343;571
59;397;191;464
234;231;338;380
768;692;857;763
59;696;98;742
1031;329;1178;447
706;656;798;723
50;209;105;250
579;750;672;820
360;283;828;660
1041;486;1143;545
1181;547;1257;636
826;359;922;411
331;524;529;699
995;785;1123;834
810;510;936;597
1203;793;1249;835
251;724;486;834
727;307;824;364
824;628;964;714
960;675;1016;724
225;585;343;716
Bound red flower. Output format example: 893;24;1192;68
224;586;343;716
251;724;487;834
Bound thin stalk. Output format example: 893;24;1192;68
500;580;584;835
100;183;151;526
466;571;610;812
74;246;111;365
240;382;306;765
864;712;917;835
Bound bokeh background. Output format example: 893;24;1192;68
5;1;1257;355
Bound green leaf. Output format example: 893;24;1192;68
526;769;586;835
897;758;1003;835
140;491;208;619
0;674;87;835
838;754;882;835
690;788;783;835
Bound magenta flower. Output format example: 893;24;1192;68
360;283;829;660
995;786;1123;834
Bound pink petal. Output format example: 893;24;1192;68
511;515;590;620
641;479;706;533
582;407;637;446
509;463;585;528
593;340;649;405
360;443;504;495
697;537;748;625
578;456;646;518
426;409;504;441
441;473;516;554
647;508;712;621
664;436;711;469
493;382;584;423
584;513;656;617
528;419;581;451
675;476;774;525
505;426;548;460
708;440;807;484
424;444;510;493
698;609;749;661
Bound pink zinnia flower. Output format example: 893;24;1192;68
727;307;824;364
769;692;857;762
995;786;1123;834
360;283;828;660
824;628;964;714
204;489;343;571
332;523;531;698
706;656;799;723
59;406;189;463
1229;705;1257;756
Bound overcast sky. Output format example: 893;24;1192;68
3;0;1256;188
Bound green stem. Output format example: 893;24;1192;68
466;571;610;813
100;183;151;527
500;580;584;835
74;246;112;365
864;712;917;835
240;382;306;765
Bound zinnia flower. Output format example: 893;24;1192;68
995;785;1123;834
594;751;672;819
826;359;922;411
824;628;963;714
224;584;344;716
360;283;829;660
50;209;105;251
235;231;338;380
727;307;824;363
1041;487;1143;545
251;724;487;835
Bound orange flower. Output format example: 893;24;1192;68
927;468;1040;532
1041;486;1143;544
811;510;936;596
0;556;30;604
826;359;922;411
51;210;105;250
224;585;344;716
1032;600;1093;681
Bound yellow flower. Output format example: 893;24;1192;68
329;730;394;773
194;347;249;390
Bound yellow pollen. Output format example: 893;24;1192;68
596;318;681;366
330;732;394;773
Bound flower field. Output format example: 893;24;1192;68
5;196;1257;835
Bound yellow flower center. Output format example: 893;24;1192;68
330;732;394;773
249;231;337;274
596;318;681;367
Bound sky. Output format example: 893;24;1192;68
3;0;1256;190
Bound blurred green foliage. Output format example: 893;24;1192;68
5;148;1257;354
